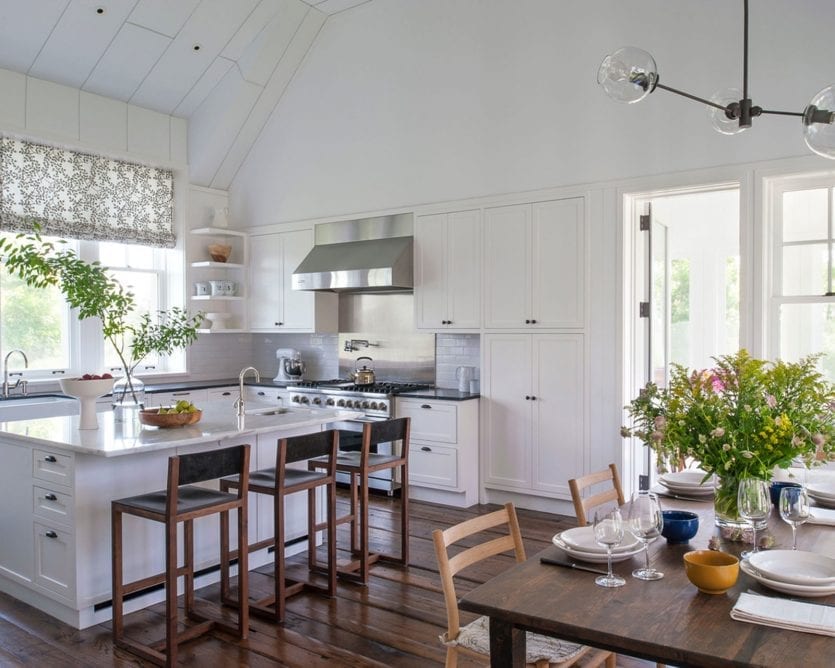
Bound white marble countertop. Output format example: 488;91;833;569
0;401;362;457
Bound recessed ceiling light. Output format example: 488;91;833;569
96;7;105;14
192;44;202;52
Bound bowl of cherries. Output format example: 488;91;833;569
59;373;115;430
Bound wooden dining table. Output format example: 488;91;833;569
458;495;835;667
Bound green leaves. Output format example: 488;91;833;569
0;229;201;375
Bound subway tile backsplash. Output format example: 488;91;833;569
192;331;481;388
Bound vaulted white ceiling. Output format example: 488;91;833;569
0;0;370;188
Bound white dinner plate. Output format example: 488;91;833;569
657;479;715;496
809;494;835;509
748;550;835;586
558;526;641;553
551;535;644;563
807;482;835;500
659;470;713;487
740;559;835;597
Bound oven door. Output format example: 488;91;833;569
325;416;400;495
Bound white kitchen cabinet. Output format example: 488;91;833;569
396;397;479;507
248;228;337;333
415;209;481;330
483;197;585;329
145;388;208;408
482;333;584;500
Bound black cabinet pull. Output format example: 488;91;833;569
257;391;266;396
421;404;432;409
44;455;57;463
45;530;58;539
421;446;432;452
45;493;58;501
275;322;283;326
222;391;232;396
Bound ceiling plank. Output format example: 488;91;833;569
221;0;282;62
84;22;170;101
127;0;200;38
29;0;138;89
237;0;308;87
173;56;235;117
0;0;68;73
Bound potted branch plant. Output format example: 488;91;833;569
0;230;203;419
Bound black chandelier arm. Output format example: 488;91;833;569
758;109;805;118
654;82;729;112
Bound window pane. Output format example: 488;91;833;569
782;244;829;295
669;258;690;367
779;303;835;382
99;242;155;270
104;269;160;370
725;256;740;353
783;189;828;242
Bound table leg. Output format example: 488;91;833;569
489;617;526;667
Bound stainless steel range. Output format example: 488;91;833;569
287;380;432;494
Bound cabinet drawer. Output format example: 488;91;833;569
33;522;74;600
32;449;74;487
398;400;457;443
32;486;73;525
147;389;208;407
207;387;237;401
409;443;458;488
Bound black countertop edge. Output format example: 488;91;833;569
395;389;480;401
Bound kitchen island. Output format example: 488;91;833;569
0;402;360;629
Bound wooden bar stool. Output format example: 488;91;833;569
111;444;250;668
219;429;339;623
310;417;411;585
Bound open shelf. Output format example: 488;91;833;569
191;295;244;301
190;260;245;269
190;226;247;238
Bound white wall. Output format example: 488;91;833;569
229;0;835;225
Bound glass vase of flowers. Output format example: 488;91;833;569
622;350;835;527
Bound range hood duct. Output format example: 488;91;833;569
292;214;414;293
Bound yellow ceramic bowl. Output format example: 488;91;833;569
683;550;739;594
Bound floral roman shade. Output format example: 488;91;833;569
0;136;175;248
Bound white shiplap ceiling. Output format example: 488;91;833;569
0;0;369;118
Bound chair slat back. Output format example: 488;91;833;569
177;444;249;486
568;463;625;526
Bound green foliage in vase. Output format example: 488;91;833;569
0;230;203;388
622;349;835;480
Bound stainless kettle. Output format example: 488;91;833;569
352;356;376;385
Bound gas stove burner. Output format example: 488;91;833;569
292;379;349;389
337;382;432;394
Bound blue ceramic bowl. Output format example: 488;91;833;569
770;481;802;506
661;510;699;544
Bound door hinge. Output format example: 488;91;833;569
639;214;650;231
639;302;650;317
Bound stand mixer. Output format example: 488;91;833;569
274;348;305;383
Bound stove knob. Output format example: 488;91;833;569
326;398;335;406
312;397;322;405
361;401;370;409
291;396;300;403
369;401;378;410
300;396;310;404
337;399;345;407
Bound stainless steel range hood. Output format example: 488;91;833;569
291;214;413;292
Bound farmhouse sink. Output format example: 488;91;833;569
0;394;79;420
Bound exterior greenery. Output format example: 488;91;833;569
0;230;202;393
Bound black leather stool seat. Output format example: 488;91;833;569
224;467;328;490
115;486;238;515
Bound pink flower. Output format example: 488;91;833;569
651;430;664;442
711;427;725;438
812;433;825;447
765;394;777;409
654;416;666;430
711;377;725;393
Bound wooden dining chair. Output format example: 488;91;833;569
432;503;616;668
568;463;626;526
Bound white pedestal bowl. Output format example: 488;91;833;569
59;377;115;430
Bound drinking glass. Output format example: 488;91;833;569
593;508;626;588
779;485;810;550
737;478;770;559
627;492;664;580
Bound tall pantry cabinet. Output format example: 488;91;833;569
480;196;587;503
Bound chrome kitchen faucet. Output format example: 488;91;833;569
2;349;28;399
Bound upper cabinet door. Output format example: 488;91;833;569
415;213;448;329
279;228;316;330
248;233;282;330
415;209;481;330
483;204;530;328
531;198;585;328
446;209;481;329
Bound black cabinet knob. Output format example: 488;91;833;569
421;404;432;409
525;395;530;400
45;530;58;539
525;319;531;324
421;446;432;452
531;319;537;324
45;493;57;501
44;455;57;463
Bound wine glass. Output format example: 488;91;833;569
737;478;771;559
627;492;664;580
593;508;626;588
779;485;810;550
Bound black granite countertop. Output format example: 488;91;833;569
395;388;480;401
143;378;292;393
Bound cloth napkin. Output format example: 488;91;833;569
807;506;835;526
730;592;835;636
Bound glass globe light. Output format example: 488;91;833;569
803;85;835;159
597;47;658;104
708;88;747;135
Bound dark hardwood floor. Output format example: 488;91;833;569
0;493;653;666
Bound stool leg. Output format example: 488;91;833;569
401;462;409;565
275;492;286;623
220;508;231;603
237;504;249;639
350;472;359;553
359;474;370;584
165;519;178;667
307;486;316;575
111;507;124;643
184;519;195;618
327;479;337;595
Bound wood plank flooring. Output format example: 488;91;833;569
0;493;653;666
